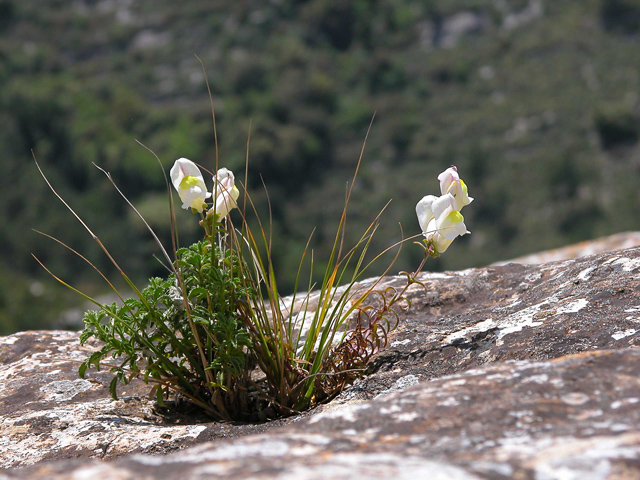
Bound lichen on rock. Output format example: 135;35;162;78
3;239;640;478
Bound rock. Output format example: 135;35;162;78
7;348;640;479
494;231;640;265
502;0;544;31
438;12;488;49
130;30;170;51
3;243;640;478
0;331;290;469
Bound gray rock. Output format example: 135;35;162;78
502;0;544;31
3;242;640;478
0;331;288;469
439;12;488;49
494;231;640;266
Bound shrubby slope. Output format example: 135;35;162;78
1;0;640;332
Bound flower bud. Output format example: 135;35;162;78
438;166;473;211
209;168;240;220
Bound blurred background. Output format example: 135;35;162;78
2;0;640;334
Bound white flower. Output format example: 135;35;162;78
209;167;240;219
437;166;473;211
416;192;469;254
415;194;437;234
170;158;211;213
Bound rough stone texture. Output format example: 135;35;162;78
3;241;640;478
7;349;640;479
494;231;640;266
0;332;290;469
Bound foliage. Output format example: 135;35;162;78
235;155;416;412
79;240;257;419
64;150;433;419
4;0;640;333
600;0;640;33
30;29;474;415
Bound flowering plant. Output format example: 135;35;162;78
35;109;472;420
416;166;472;255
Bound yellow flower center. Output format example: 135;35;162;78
460;179;468;197
180;175;199;189
446;210;464;224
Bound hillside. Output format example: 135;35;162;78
2;0;640;333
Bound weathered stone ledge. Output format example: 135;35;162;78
2;242;640;478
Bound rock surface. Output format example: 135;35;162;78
0;331;295;469
494;231;640;266
3;241;640;478
7;349;640;479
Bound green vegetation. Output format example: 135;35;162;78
3;0;640;334
80;240;257;419
75;155;428;420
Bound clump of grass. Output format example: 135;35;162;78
33;149;407;419
35;154;471;420
34;69;473;420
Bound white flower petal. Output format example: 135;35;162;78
433;235;455;253
432;193;456;223
416;195;437;233
438;211;467;240
437;166;459;195
209;168;240;219
170;158;211;212
450;179;473;210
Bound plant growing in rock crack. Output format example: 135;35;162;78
324;165;474;391
34;79;473;420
